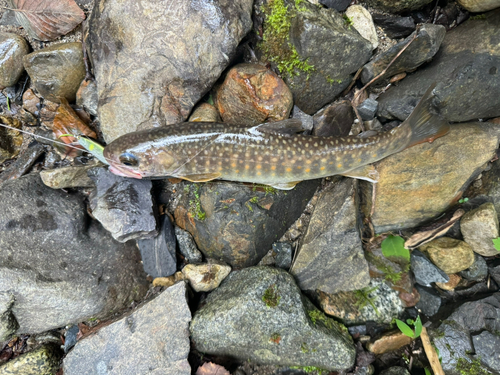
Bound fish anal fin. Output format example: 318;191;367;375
341;165;379;183
270;181;300;190
180;173;221;182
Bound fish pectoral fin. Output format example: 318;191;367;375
252;119;305;137
341;165;379;183
180;173;221;182
270;181;300;190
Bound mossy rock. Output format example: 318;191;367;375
0;344;62;375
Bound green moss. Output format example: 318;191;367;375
325;75;342;85
456;358;490;375
188;184;206;220
262;285;281;307
308;309;333;329
470;14;487;20
301;342;309;353
250;196;259;203
252;184;277;195
354;286;380;315
290;366;327;374
343;14;353;29
260;0;315;79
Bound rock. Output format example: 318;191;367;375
359;123;500;232
0;116;23;164
461;203;500;257
312;101;354;137
40;162;97;189
190;267;356;371
360;24;445;85
420;237;475;274
175;226;203;264
0;33;29;89
472;331;500;373
318;0;351;11
63;282;191;375
64;325;79;353
448;293;500;333
86;0;253;142
273;242;293;270
152;271;184;288
318;279;404;325
0;344;61;375
22;88;40;115
363;0;433;13
357;98;378;121
215;64;293;126
76;80;98;117
377;10;500;122
380;367;410;375
435;273;462;291
292;105;313;133
456;0;500;12
411;250;449;286
459;253;488;281
345;5;378;50
181;261;231;292
371;13;416;39
23;42;85;103
290;178;370;294
188;103;220;122
174;180;318;268
0;174;148;333
489;264;500;285
0;143;45;185
259;0;372;114
137;214;177;278
367;331;412;355
88;168;157;243
415;285;441;317
0;293;18;341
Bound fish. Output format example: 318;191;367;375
103;84;450;190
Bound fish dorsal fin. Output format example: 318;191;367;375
341;165;379;183
252;119;305;137
180;173;221;182
270;181;300;190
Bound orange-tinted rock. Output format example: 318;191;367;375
188;103;220;122
399;288;420;307
367;331;412;354
22;89;40;115
435;274;461;291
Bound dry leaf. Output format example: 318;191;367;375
196;362;231;375
8;0;85;41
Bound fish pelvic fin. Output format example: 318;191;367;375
341;164;379;183
270;181;300;190
404;83;450;148
180;173;221;182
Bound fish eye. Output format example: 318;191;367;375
119;152;139;167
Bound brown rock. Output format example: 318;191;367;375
216;63;293;126
399;288;420;307
0;115;23;163
0;32;29;89
456;0;500;12
40;163;99;189
188;103;220;122
435;274;462;290
312;101;354;137
181;261;231;292
152;271;185;288
22;89;40;115
461;202;500;257
76;80;98;117
367;331;412;354
420;237;475;274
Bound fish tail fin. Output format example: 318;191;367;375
404;83;450;148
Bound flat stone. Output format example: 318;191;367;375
415;285;441;317
312;101;354;137
0;292;18;341
292;105;313;133
0;32;29;89
371;13;415;39
188;103;220;122
23;42;85;103
367;331;412;355
181;261;231;292
448;293;500;333
435;273;462;291
76;79;98;117
318;0;351;11
0;143;45;185
472;331;500;372
88;168;157;243
63;282;191;375
291;178;370;294
359;123;500;232
411;249;449;287
345;5;378;50
40;162;97;189
459;253;488;281
431;321;474;374
489;264;500;286
456;0;500;12
357;98;378;121
175;226;203;264
461;203;500;257
190;267;356;371
363;0;433;13
0;344;61;375
420;237;475;274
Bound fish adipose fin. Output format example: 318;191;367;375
181;173;221;182
270;181;300;190
252;119;305;137
341;164;379;183
404;83;450;148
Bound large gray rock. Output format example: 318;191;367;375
448;293;500;333
290;178;370;294
0;32;29;89
378;10;500;122
460;203;500;257
472;331;500;373
86;0;253;142
0;292;18;341
63;282;191;375
0;173;148;334
0;344;62;375
190;267;356;371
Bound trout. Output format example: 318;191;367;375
103;84;450;190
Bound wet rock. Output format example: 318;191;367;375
364;0;433;13
292;105;313;133
448;293;500;333
359;123;500;232
345;5;378;50
40;162;97;189
174;180;318;268
472;331;500;372
459;253;488;281
0;116;23;164
318;0;351;11
175;226;203;264
23;42;85;103
64;325;79;353
411;249;449;286
461;203;500;257
367;331;412;355
216;64;293;126
188;103;220;122
457;0;500;12
190;267;356;371
380;367;410;375
357;98;378;121
0;293;18;341
0;33;29;89
420;237;475;274
63;282;191;375
273;242;293;270
360;24;445;85
137;214;177;278
152;271;184;288
22;88;40;115
378;10;500;122
0;344;61;375
0;143;45;185
0;174;148;334
371;13;416;39
415;285;441;317
318;279;404;325
88;168;157;243
181;261;231;292
76;80;98;117
291;178;370;294
489;264;500;285
86;0;253;142
312;101;353;137
435;273;462;291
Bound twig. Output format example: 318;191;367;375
421;327;445;375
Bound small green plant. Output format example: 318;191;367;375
456;358;489;375
354;286;380;315
262;285;281;307
270;332;281;344
424;368;432;375
458;197;469;204
343;14;353;29
492;238;500;251
188;184;206;220
396;315;422;339
381;235;410;263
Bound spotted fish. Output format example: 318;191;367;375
103;84;449;190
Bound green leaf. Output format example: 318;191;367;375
425;368;432;375
396;319;415;338
413;315;422;338
492;237;500;251
381;235;410;263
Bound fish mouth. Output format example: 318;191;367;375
108;163;144;179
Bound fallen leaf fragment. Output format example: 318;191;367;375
196;362;230;375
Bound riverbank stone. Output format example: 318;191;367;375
0;344;62;375
460;203;500;257
0;32;29;89
420;237;475;274
364;0;433;13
